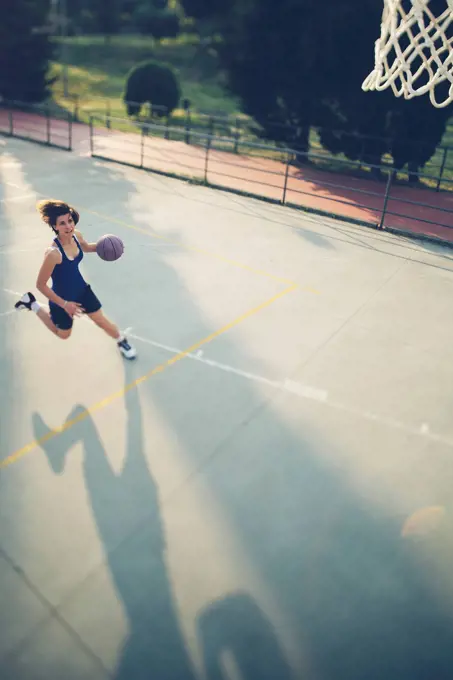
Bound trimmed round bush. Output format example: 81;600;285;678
124;60;181;117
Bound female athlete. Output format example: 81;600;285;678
14;199;137;360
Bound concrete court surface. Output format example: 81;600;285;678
1;136;453;679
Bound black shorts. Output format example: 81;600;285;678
49;284;102;330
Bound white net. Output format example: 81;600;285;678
362;0;453;108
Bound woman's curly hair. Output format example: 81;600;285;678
36;199;80;233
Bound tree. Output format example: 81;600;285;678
0;0;55;102
93;0;121;40
179;0;229;21
388;97;453;182
124;60;181;117
133;3;180;39
217;0;452;174
179;0;236;41
215;0;382;157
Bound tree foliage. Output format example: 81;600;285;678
216;0;384;155
216;0;453;172
93;0;121;38
0;0;55;102
124;60;181;116
179;0;231;22
133;4;180;39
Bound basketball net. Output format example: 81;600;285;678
362;0;453;108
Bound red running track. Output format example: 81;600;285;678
2;108;453;246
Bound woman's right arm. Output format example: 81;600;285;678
36;249;67;309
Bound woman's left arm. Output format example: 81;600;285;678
75;229;97;253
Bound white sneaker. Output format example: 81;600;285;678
15;292;36;311
117;336;137;360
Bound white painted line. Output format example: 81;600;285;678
131;333;193;357
327;399;451;446
0;193;36;205
284;379;328;402
2;288;22;297
200;357;280;389
130;331;453;448
130;332;325;400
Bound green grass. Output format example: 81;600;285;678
50;33;242;122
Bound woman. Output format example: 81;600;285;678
15;199;137;360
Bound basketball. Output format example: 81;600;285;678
96;234;124;261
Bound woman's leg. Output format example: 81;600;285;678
36;307;72;339
82;286;136;359
88;309;120;339
15;292;72;339
88;309;136;359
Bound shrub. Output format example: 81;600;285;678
124;60;181;117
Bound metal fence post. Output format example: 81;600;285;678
282;152;291;204
8;109;13;136
106;100;111;129
46;104;51;145
89;115;94;155
204;136;211;185
436;148;448;192
379;168;394;229
140;125;145;168
73;94;79;122
358;138;365;172
234;116;240;154
68;110;73;151
185;108;191;145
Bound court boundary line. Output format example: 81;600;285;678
129;331;453;447
0;284;297;470
0;193;37;205
130;331;329;402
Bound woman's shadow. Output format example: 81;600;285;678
32;363;196;680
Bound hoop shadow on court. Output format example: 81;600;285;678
197;592;293;680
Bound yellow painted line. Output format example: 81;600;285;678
81;207;317;291
0;284;298;470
